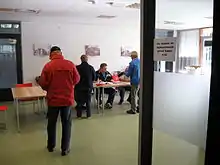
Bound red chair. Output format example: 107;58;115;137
0;105;8;129
16;83;40;113
16;83;32;88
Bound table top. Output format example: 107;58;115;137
93;81;130;88
11;86;46;99
11;81;130;99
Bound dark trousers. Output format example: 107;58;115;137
47;106;72;151
75;89;92;117
96;88;116;105
118;86;131;102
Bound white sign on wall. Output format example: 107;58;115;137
154;37;177;61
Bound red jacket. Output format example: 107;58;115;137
39;53;80;106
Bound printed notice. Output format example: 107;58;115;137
154;38;177;61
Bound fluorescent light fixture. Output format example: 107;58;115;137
164;21;184;25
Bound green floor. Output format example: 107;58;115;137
0;101;204;165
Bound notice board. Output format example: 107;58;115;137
154;37;177;61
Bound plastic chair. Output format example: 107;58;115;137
16;83;32;88
16;83;40;113
0;105;8;129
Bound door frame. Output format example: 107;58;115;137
0;33;23;101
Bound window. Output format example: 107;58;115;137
178;30;200;72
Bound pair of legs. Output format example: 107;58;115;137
75;89;92;118
118;86;131;104
127;85;140;114
47;106;72;154
96;87;116;108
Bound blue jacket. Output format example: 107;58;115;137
125;58;140;85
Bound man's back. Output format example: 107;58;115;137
39;55;80;106
126;58;140;85
75;62;96;90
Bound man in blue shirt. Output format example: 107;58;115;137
125;51;140;114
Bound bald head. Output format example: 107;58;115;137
80;55;88;62
130;51;138;59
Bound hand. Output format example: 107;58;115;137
119;77;124;81
35;76;40;83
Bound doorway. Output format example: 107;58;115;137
0;33;23;101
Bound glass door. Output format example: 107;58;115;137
0;33;22;101
0;38;17;88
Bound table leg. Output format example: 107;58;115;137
15;99;20;132
97;88;100;113
102;87;104;115
36;98;41;114
94;88;98;113
4;110;7;130
43;97;47;114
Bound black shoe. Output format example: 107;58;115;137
118;100;123;105
127;98;131;104
47;147;54;152
105;103;113;109
61;149;70;156
136;106;139;113
81;105;87;110
126;110;136;114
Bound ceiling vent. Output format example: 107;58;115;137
88;0;96;4
126;3;140;9
204;16;213;20
0;8;40;14
97;15;116;19
106;1;114;6
164;21;184;25
15;9;40;14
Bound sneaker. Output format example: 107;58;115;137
126;110;136;114
127;98;131;104
99;104;103;109
61;149;70;156
118;100;123;105
105;103;113;109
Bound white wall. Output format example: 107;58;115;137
21;21;140;82
153;72;210;148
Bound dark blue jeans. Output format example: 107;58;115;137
47;106;72;151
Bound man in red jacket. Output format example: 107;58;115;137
39;46;80;156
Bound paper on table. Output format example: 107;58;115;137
106;82;114;84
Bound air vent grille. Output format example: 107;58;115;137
204;16;213;20
97;15;116;19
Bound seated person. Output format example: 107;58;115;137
95;63;116;109
117;71;131;104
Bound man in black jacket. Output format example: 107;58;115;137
75;55;96;118
95;63;116;109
